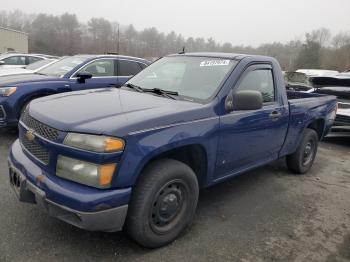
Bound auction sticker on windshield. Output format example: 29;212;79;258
200;60;230;67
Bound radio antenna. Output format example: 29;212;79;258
179;46;185;54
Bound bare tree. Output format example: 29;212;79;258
1;9;350;71
88;17;113;53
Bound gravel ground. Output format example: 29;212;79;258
0;128;349;262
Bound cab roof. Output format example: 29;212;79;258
168;52;271;61
72;54;150;63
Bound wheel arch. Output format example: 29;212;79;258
306;118;325;140
16;90;57;118
133;143;209;188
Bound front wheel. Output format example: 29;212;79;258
126;158;199;248
19;100;31;119
286;128;318;174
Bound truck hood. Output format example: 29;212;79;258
28;88;213;136
0;73;62;86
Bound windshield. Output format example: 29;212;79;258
25;59;55;70
38;56;88;77
126;56;237;101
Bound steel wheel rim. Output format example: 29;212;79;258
149;179;189;234
302;140;315;166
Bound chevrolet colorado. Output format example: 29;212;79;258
8;53;337;248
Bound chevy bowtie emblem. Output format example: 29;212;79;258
25;129;35;141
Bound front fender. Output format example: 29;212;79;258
113;116;220;188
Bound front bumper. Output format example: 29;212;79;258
8;139;131;232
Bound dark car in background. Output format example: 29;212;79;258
0;54;150;127
284;71;313;92
285;72;350;134
311;76;350;134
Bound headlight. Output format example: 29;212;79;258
56;155;116;188
0;87;17;97
64;133;125;153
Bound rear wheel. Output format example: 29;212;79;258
126;158;199;248
286;128;318;174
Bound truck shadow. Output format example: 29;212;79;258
0;127;18;138
323;135;350;147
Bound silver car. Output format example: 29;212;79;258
0;58;58;76
0;52;58;69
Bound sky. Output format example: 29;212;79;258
2;0;350;46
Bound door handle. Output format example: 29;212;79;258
269;111;282;120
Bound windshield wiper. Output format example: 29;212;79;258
124;84;178;100
123;83;144;92
143;88;179;100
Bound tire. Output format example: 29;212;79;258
19;100;31;119
126;158;199;248
286;128;318;174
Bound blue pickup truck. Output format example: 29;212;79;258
8;53;337;248
0;55;150;127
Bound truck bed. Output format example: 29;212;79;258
287;90;331;100
279;90;337;157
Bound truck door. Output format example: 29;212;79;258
215;64;289;180
69;59;119;90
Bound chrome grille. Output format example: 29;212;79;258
21;109;59;141
20;132;50;165
0;105;5;119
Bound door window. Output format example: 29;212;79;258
236;69;275;103
76;59;115;77
118;60;143;76
138;62;147;70
27;56;43;65
2;56;26;65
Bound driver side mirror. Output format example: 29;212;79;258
76;72;92;83
225;90;263;112
0;60;5;66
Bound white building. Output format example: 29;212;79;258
0;26;28;53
